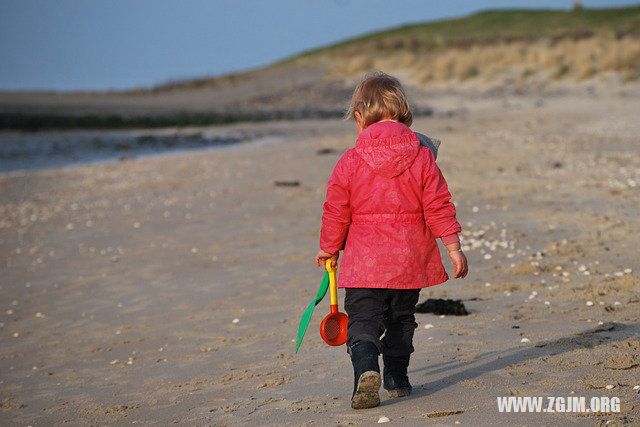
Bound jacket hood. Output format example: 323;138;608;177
355;121;420;178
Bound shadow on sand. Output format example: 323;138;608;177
384;321;639;405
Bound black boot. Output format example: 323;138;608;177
383;354;412;398
349;341;381;409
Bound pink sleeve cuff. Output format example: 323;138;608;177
440;233;460;245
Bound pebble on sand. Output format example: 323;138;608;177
378;416;390;423
232;318;240;324
424;324;434;329
605;385;614;390
586;301;594;306
520;338;531;343
633;385;640;392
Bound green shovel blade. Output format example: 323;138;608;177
295;271;329;353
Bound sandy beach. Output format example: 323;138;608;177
1;89;639;425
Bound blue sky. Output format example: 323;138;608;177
0;0;637;91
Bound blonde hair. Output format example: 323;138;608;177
346;71;413;128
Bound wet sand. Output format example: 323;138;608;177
1;91;639;425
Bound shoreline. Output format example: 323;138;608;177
2;85;636;175
0;129;284;175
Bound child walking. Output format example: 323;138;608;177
315;72;468;409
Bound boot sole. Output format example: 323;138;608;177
351;371;381;409
386;388;411;398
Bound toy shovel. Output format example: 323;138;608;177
319;259;349;346
295;268;329;353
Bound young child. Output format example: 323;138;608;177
315;71;468;409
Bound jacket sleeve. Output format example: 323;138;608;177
320;151;352;254
422;149;462;238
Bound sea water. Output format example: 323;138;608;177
0;128;263;174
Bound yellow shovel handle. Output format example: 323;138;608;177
325;259;338;306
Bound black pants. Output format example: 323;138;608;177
344;288;420;358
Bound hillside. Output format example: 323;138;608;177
294;6;640;86
1;6;639;129
157;6;640;92
298;6;640;56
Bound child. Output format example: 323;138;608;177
315;71;468;409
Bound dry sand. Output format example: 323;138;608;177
1;90;639;426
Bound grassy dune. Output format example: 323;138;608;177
324;33;640;85
153;6;640;93
114;6;640;92
288;6;640;84
298;7;640;55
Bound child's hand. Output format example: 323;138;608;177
444;242;468;279
315;250;338;269
448;250;468;278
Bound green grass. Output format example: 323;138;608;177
288;6;640;59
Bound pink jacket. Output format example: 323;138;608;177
320;121;461;289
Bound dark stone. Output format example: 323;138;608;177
274;180;300;187
415;298;469;316
316;148;339;155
